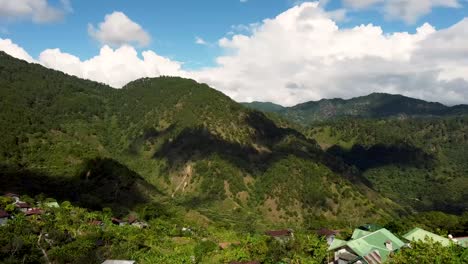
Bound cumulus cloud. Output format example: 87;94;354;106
88;12;151;47
0;38;35;62
0;0;71;23
0;2;467;106
189;2;468;105
343;0;462;23
39;45;185;88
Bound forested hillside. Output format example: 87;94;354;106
307;118;468;214
0;51;395;229
243;93;468;124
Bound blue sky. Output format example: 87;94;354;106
2;0;467;69
0;0;467;105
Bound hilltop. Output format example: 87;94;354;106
243;93;468;124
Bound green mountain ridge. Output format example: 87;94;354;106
243;93;468;124
0;51;397;228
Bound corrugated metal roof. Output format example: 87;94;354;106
352;229;372;239
403;228;451;247
101;260;135;264
329;228;404;263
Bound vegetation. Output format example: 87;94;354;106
306;117;468;214
244;93;468;124
0;52;467;262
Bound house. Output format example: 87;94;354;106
44;201;60;208
219;241;240;250
127;215;148;228
0;210;10;226
111;217;127;226
90;220;104;226
265;229;294;242
453;236;468;248
229;261;260;264
402;228;452;247
328;228;405;264
3;193;20;203
15;202;32;212
25;208;44;216
317;228;341;246
101;260;135;264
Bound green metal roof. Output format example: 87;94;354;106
328;238;347;251
403;228;451;247
329;228;405;263
455;237;468;248
352;229;372;240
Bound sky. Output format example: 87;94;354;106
0;0;467;106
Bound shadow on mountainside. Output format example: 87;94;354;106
0;158;160;214
326;143;436;171
152;111;324;173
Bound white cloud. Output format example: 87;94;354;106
195;36;208;45
343;0;382;9
0;2;467;106
343;0;462;23
88;12;151;47
39;45;186;88
0;38;35;62
189;2;468;105
0;0;71;23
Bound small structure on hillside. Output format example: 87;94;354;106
44;201;60;208
3;193;20;203
111;217;127;226
265;229;294;242
328;228;405;264
453;236;468;248
229;261;260;264
101;260;135;264
15;202;32;212
317;228;341;246
25;208;44;216
90;220;104;226
219;241;240;250
402;227;453;247
127;215;148;228
0;210;10;226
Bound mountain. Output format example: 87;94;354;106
243;93;468;124
0;51;397;228
306;117;468;214
241;101;285;113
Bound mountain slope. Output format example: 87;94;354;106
307;117;468;214
243;93;468;124
0;52;396;227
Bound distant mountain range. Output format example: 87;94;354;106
243;93;468;124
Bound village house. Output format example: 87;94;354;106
25;208;44;216
317;228;341;246
3;193;20;203
15;202;32;212
328;228;405;264
229;261;260;264
101;260;135;264
265;229;294;242
402;227;460;247
0;210;10;226
219;241;240;250
127;215;148;228
453;236;468;248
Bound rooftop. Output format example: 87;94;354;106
403;228;451;247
